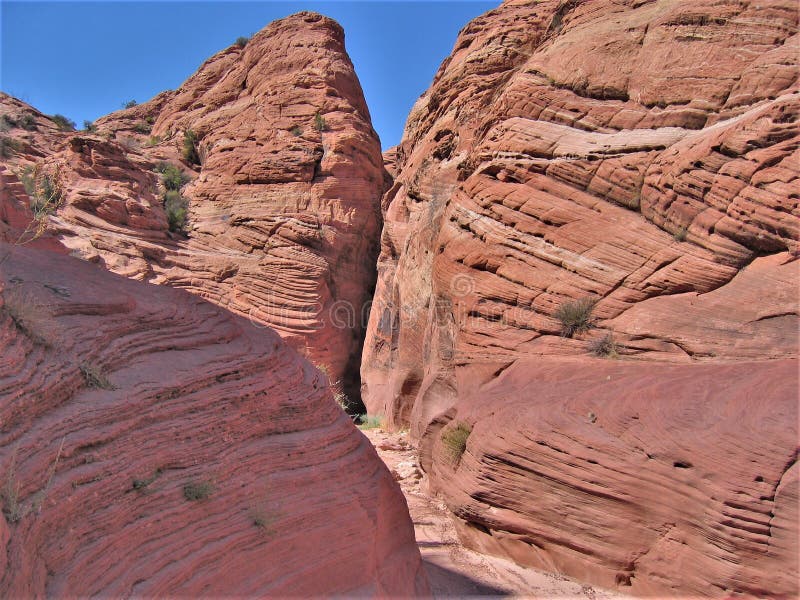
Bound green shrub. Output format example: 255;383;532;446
1;114;17;130
441;422;471;465
673;226;688;242
314;111;327;132
290;126;303;137
183;480;213;501
357;414;383;430
145;135;161;147
144;115;155;125
133;121;151;134
19;113;37;131
159;163;188;190
235;36;250;48
50;114;75;131
554;297;596;338
123;99;138;109
164;190;188;232
589;332;617;358
182;129;200;165
0;135;21;158
83;120;96;132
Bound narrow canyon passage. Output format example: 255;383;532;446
362;427;627;599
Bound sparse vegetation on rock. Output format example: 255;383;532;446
182;129;200;165
441;422;471;465
554;297;596;338
183;480;213;501
50;114;75;131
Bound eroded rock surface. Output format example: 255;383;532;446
360;0;799;595
1;11;386;403
0;238;427;596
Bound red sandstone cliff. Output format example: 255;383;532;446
1;11;385;406
360;0;798;595
0;196;428;595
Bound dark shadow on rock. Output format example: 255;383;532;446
423;559;511;597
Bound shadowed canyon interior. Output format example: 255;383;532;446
0;1;797;597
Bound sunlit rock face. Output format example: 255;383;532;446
0;240;427;596
360;0;798;595
1;11;386;404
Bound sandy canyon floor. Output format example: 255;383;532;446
363;428;628;599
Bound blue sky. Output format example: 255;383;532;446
1;1;495;149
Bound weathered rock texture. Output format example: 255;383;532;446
361;0;799;595
0;11;386;405
0;226;427;594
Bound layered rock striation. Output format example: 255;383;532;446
0;231;427;595
360;0;799;595
1;11;386;405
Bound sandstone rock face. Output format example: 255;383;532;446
360;0;798;595
1;11;386;405
0;240;428;596
423;358;798;597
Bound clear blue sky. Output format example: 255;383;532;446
1;1;495;149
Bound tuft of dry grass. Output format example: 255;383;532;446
589;332;618;358
441;422;472;466
1;287;56;347
554;297;596;338
79;363;116;390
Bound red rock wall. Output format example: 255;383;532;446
360;0;799;595
0;241;428;596
1;11;386;405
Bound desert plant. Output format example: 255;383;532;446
145;135;162;147
182;129;200;165
1;287;55;347
132;468;163;493
50;114;75;131
290;126;302;137
0;135;21;158
163;190;188;232
235;36;250;48
554;297;596;338
133;121;151;134
159;163;188;191
19;113;37;131
314;111;327;132
183;480;213;501
145;115;155;125
673;226;688;242
1;114;16;130
589;332;617;358
1;450;22;523
79;363;116;390
441;422;471;465
83;120;96;132
357;414;383;430
123;99;138;109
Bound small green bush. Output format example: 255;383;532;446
554;297;596;338
357;414;383;430
290;126;303;137
0;135;21;158
314;112;327;132
673;226;688;242
145;135;161;147
441;422;471;465
83;120;96;132
158;163;189;191
19;113;37;131
123;99;138;109
183;480;213;501
133;121;151;134
235;36;250;48
1;114;17;130
164;190;188;232
50;114;75;131
182;129;200;165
